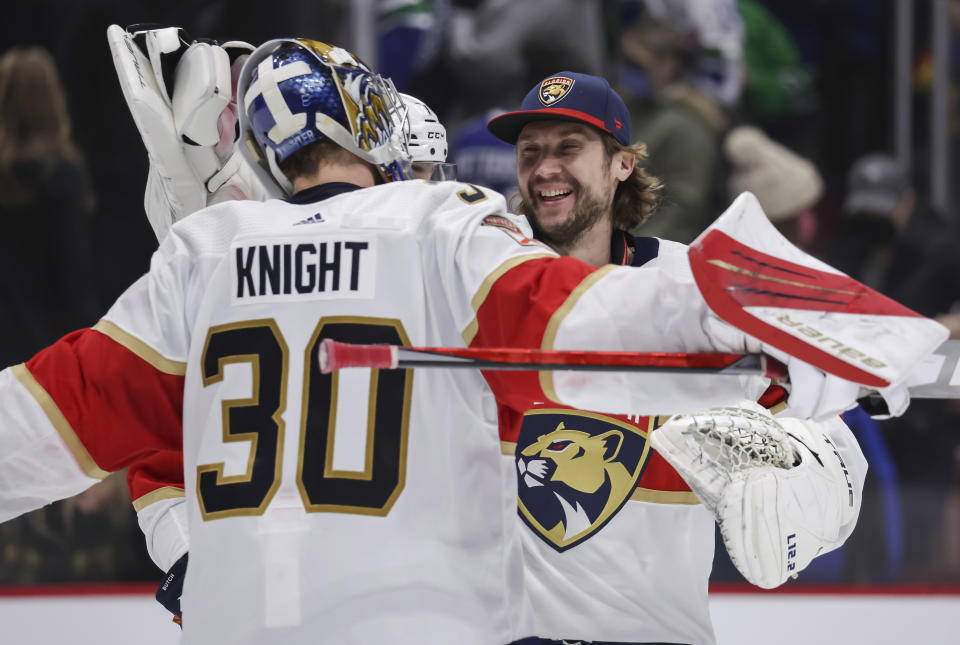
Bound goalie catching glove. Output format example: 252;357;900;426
107;24;266;242
651;401;864;588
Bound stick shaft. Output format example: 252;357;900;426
318;339;788;379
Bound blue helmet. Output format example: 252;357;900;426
237;38;411;195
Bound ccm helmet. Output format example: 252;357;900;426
399;93;456;181
238;38;412;195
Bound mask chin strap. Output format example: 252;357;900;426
265;147;294;195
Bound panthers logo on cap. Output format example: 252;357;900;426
539;76;574;106
516;409;650;551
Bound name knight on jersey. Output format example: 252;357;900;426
234;240;371;299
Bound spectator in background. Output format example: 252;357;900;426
617;2;739;243
825;153;960;318
719;128;910;585
409;0;606;128
828;153;916;290
376;0;444;93
724;124;822;251
736;0;818;146
641;0;745;107
825;152;960;584
0;46;101;367
836;155;960;325
0;46;151;585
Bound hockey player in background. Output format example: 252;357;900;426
485;72;874;644
0;35;857;645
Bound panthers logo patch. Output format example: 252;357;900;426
539;76;574;105
481;215;550;248
516;409;651;551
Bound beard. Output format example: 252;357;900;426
526;180;612;250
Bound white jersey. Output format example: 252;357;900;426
0;180;769;644
510;241;868;645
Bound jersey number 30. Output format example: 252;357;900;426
196;316;413;521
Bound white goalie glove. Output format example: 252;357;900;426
107;24;267;242
651;401;866;589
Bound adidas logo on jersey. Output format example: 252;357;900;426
294;213;326;226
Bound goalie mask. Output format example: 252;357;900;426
399;93;456;181
237;38;412;195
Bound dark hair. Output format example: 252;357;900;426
512;133;661;231
278;138;367;184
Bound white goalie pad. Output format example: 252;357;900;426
108;25;263;242
144;26;183;105
108;24;205;240
173;42;231;148
173;41;231;184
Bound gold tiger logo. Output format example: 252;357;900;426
538;77;573;105
518;422;634;542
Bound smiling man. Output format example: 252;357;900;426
485;73;867;645
488;72;661;269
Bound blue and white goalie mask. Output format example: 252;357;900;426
237;38;412;195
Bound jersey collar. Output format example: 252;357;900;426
287;182;364;205
616;229;661;267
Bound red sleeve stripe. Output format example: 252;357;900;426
132;485;186;512
461;253;556;345
93;319;187;376
471;256;601;413
631;488;700;505
10;363;110;480
25;329;185;491
538;264;617;401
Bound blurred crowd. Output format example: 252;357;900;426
2;0;960;587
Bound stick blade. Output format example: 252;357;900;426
690;192;948;387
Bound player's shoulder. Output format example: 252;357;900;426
654;238;689;257
163;198;295;256
328;180;510;232
640;237;688;268
351;179;507;210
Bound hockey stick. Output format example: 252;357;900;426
318;339;785;379
317;339;960;399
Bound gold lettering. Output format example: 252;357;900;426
776;318;889;371
777;314;803;328
817;337;844;349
